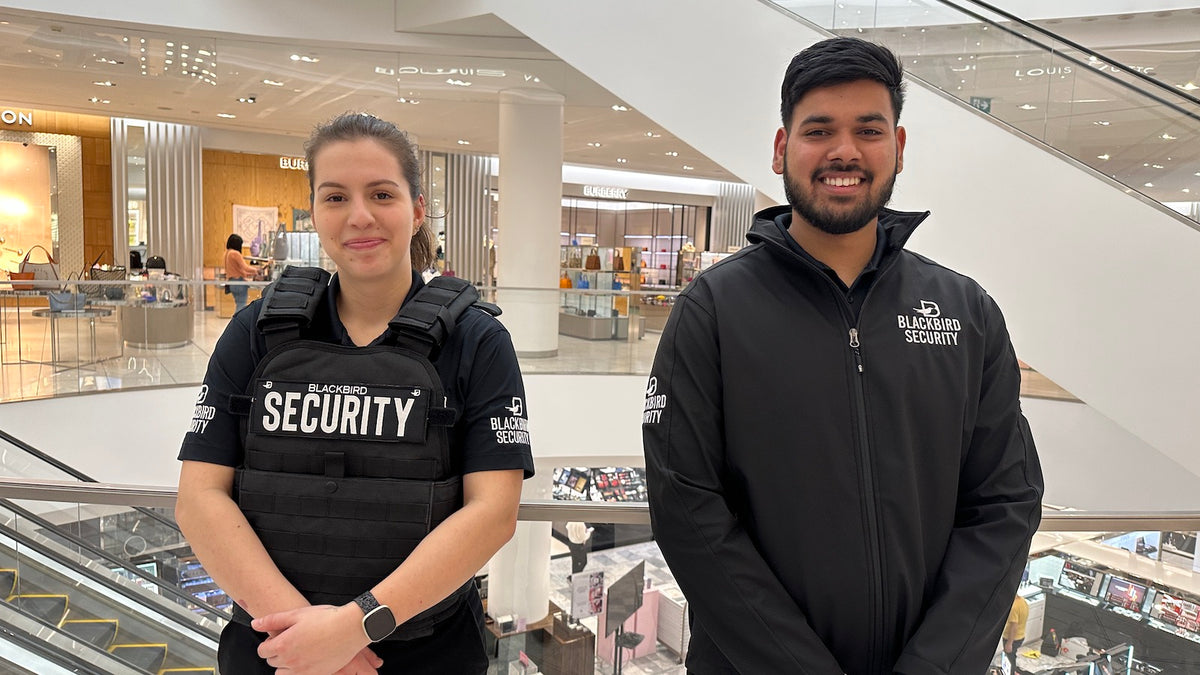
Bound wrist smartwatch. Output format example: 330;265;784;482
353;591;397;642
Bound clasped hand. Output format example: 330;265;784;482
254;605;380;675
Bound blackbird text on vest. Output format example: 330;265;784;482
251;379;429;442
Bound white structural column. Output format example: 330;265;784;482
495;88;564;357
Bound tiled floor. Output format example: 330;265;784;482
0;306;1074;404
0;308;661;402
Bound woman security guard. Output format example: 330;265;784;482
176;112;534;674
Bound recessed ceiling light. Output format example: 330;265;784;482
397;97;419;104
263;79;284;87
1161;133;1177;140
92;80;115;87
95;57;120;65
611;105;629;112
290;54;319;63
1093;120;1111;126
664;151;678;157
1097;154;1110;160
217;113;236;119
616;158;628;163
644;131;661;138
198;49;212;56
1152;164;1164;169
1184;188;1191;193
87;97;110;104
587;142;602;148
237;96;256;104
1018;104;1037;110
457;139;471;145
1144;182;1154;187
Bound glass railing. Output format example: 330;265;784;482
4;477;1200;674
764;0;1200;229
0;280;676;401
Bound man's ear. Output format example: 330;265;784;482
771;127;788;176
895;125;906;175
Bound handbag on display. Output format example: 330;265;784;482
48;273;86;311
613;251;625;271
584;248;601;270
8;270;35;291
19;244;62;290
272;223;290;260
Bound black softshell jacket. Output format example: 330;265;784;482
643;206;1043;675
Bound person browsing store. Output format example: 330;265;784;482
177;112;534;675
643;37;1043;675
223;233;260;312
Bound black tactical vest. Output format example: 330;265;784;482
228;267;499;640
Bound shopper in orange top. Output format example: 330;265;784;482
223;233;260;312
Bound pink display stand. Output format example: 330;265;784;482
595;589;660;666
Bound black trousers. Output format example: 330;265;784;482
217;607;488;675
1005;637;1024;673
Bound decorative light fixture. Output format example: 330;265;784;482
263;79;284;86
1161;133;1177;140
1144;182;1154;187
616;158;628;164
664;151;678;157
92;80;115;87
290;54;319;63
237;96;256;104
457;139;471;145
587;142;602;148
217;113;237;119
1093;120;1111;126
87;97;110;104
396;97;419;104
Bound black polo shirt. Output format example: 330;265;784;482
180;270;534;673
774;212;887;323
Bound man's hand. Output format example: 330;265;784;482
253;604;377;675
1003;639;1013;654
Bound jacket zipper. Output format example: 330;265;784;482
846;252;903;675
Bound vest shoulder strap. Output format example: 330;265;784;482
389;276;498;359
256;266;331;351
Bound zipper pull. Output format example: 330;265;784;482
849;328;864;373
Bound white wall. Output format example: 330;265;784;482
3;382;1196;511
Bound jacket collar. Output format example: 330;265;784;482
746;205;931;255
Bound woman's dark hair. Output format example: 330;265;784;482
781;37;906;129
304;112;435;271
225;234;243;251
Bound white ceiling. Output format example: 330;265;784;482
0;4;1197;205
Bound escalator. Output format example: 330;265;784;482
765;0;1200;228
0;429;222;672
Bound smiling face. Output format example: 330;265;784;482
772;79;906;235
310;137;424;285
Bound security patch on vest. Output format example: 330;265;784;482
251;380;429;443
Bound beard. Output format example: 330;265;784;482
783;159;897;235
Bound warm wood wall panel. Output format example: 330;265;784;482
202;149;310;267
0;107;112;267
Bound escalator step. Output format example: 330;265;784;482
62;618;119;649
110;643;168;672
0;568;15;597
6;593;69;626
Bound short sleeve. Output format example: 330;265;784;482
177;311;258;466
446;313;535;478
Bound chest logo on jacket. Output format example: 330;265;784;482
898;300;961;346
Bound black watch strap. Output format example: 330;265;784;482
353;591;396;642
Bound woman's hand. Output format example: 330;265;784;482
254;604;377;675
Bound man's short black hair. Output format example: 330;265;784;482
781;37;906;129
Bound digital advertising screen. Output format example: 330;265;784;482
1104;577;1148;611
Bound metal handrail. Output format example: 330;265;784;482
3;476;1200;531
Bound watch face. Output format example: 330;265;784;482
363;605;396;642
